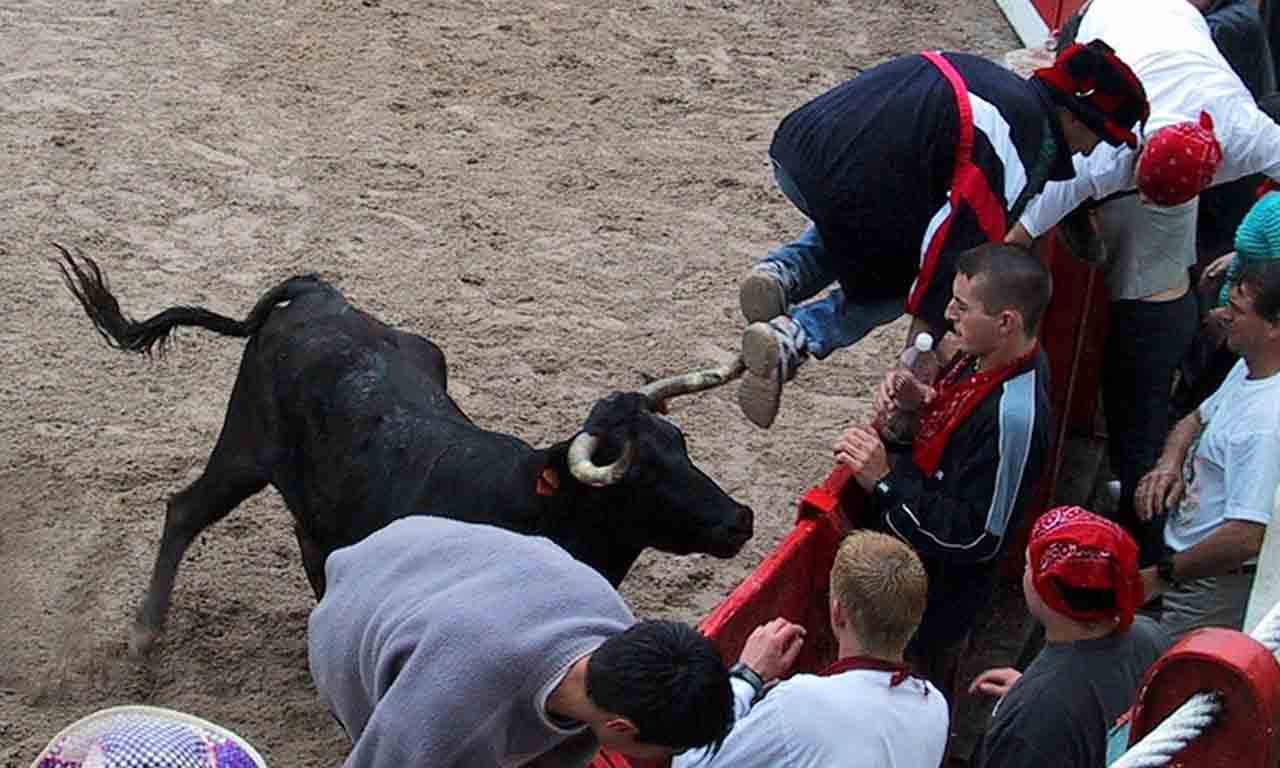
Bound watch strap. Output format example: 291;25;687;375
728;661;764;700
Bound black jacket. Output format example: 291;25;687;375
866;351;1052;654
769;53;1075;329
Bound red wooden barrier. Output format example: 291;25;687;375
1128;628;1280;766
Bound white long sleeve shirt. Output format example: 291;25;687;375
1020;0;1280;238
672;670;947;768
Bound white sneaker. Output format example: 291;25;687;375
738;317;807;428
739;263;791;323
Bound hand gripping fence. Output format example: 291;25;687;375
1109;598;1280;767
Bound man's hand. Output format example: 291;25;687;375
874;371;938;418
739;618;806;682
874;370;910;417
1200;251;1235;293
834;425;891;491
1135;464;1185;521
936;331;962;365
1005;222;1033;247
968;667;1022;698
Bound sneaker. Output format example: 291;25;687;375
738;317;807;428
739;263;791;323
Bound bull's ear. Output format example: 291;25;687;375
544;442;571;474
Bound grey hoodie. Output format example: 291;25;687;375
308;516;635;767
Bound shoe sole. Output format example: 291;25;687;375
738;323;784;428
739;272;788;324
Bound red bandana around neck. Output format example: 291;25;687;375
819;655;922;691
911;344;1039;476
1029;506;1142;631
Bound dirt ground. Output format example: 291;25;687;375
0;2;1018;764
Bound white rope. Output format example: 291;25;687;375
1108;693;1221;768
1251;597;1280;655
1108;598;1280;767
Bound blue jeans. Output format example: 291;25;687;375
761;159;904;359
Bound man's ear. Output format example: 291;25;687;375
603;717;640;739
830;597;848;632
998;308;1023;337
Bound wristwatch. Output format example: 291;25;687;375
728;662;765;701
1157;550;1180;586
874;478;893;499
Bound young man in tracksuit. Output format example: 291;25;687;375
834;244;1053;691
736;41;1149;429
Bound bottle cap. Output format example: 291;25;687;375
914;332;935;352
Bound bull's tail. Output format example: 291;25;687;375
54;243;328;355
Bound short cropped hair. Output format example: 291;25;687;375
829;531;928;655
956;243;1054;333
1239;259;1280;324
587;620;733;752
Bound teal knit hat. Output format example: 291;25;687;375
1223;191;1280;306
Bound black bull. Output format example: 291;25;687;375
56;248;753;655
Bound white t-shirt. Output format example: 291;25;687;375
1166;359;1280;553
1020;0;1280;238
673;670;948;768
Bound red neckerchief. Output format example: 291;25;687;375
819;656;920;690
912;344;1039;476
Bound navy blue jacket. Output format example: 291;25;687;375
770;53;1075;328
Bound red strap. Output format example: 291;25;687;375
819;655;924;690
909;52;1007;313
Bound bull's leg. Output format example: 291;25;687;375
294;526;327;600
131;452;266;658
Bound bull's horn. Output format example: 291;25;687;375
637;356;747;409
567;432;635;487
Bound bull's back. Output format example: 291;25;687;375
243;291;481;548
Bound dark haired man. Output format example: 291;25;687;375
736;40;1149;428
835;244;1053;688
308;516;733;767
970;507;1169;768
1137;260;1280;637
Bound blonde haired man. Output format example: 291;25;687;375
674;531;948;767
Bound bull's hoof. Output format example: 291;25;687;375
128;623;160;660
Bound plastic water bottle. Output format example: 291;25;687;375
876;332;941;447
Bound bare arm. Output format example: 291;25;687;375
1005;222;1033;247
1142;520;1266;599
1135;410;1204;521
1173;520;1266;580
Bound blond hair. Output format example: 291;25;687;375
829;531;928;655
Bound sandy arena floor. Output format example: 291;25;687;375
0;2;1017;764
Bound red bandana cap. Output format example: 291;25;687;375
1137;111;1224;206
1032;40;1150;148
1028;506;1143;631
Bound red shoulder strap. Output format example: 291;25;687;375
909;52;1008;313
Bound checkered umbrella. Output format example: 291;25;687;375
31;706;266;768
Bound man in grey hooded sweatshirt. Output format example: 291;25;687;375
308;515;734;767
